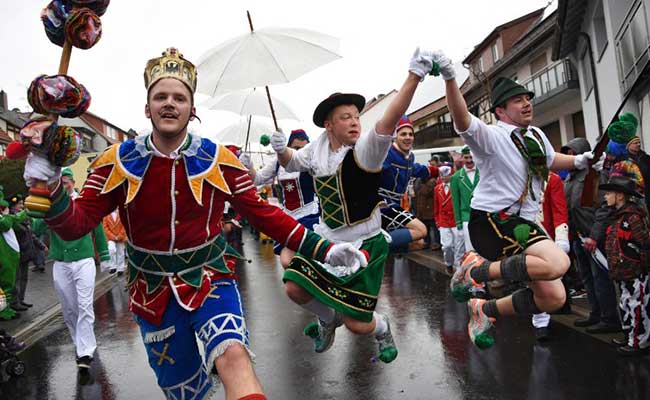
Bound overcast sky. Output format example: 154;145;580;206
0;0;553;141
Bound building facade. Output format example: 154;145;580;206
554;0;650;147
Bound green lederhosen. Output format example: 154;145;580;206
283;232;388;323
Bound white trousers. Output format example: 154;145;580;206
462;221;474;251
53;258;97;358
439;227;465;268
105;241;126;272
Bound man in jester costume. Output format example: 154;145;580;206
379;114;442;252
0;186;28;320
249;129;320;267
434;51;603;349
270;48;439;363
22;48;365;400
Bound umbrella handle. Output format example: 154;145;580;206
265;86;280;131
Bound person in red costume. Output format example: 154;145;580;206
22;48;365;400
531;171;570;341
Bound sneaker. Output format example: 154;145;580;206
585;322;622;334
450;251;487;303
304;313;343;353
76;355;93;371
467;299;496;350
617;345;649;357
5;337;26;353
375;315;398;363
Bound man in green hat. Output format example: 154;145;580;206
450;146;479;253
0;186;29;320
33;167;110;372
431;50;603;349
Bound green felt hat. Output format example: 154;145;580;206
460;146;471;155
62;167;74;178
490;77;535;113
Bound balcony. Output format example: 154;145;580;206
522;59;579;105
414;122;459;148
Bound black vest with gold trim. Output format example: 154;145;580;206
314;149;383;230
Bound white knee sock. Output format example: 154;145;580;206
371;312;388;337
301;299;335;324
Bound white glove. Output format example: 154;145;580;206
23;152;61;187
555;239;570;254
592;152;606;171
438;165;451;177
325;242;368;269
408;47;434;80
270;131;287;154
431;50;456;81
573;151;594;170
239;152;253;169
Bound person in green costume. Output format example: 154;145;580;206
32;168;110;372
0;186;28;320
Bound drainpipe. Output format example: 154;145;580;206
578;32;603;140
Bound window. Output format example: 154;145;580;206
593;0;609;60
491;43;499;63
530;53;548;75
615;2;650;93
438;113;451;123
580;44;594;99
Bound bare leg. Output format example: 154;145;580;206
405;218;427;242
215;344;264;400
487;239;570;281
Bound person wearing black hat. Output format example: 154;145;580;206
269;48;440;363
600;174;650;356
431;49;603;349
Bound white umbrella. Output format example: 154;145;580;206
196;11;341;130
201;88;299;120
214;116;274;148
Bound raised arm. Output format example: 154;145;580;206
376;48;438;135
445;79;472;132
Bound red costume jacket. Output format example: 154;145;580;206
45;134;330;325
433;182;456;228
538;172;569;240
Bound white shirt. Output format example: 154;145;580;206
254;157;320;220
464;166;477;184
284;126;393;242
456;115;556;222
149;133;189;159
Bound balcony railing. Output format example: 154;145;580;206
522;59;578;102
414;122;457;147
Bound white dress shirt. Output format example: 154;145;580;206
455;114;556;222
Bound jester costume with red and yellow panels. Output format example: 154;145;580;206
46;134;331;323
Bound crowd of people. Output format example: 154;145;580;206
0;44;647;399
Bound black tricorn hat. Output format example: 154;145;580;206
490;77;535;113
599;176;643;198
312;92;365;128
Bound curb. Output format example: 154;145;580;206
14;273;119;348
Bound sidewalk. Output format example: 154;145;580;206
1;261;119;347
405;248;621;344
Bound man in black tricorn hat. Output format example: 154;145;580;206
431;50;603;349
269;48;439;363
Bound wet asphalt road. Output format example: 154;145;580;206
2;232;650;400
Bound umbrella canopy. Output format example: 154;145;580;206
213;116;274;148
196;27;341;97
201;88;299;120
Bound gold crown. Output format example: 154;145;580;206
144;47;197;93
